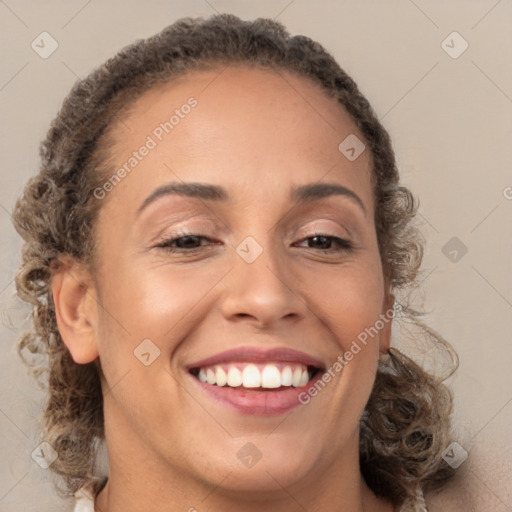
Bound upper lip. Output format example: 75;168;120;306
187;346;325;370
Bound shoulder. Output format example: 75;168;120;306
73;476;108;512
398;486;428;512
73;491;94;512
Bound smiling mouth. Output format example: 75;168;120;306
189;362;323;391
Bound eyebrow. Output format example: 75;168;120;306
136;181;366;215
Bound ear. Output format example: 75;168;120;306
378;292;395;355
51;257;100;364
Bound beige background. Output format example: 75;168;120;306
1;0;511;510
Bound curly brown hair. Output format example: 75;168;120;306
11;13;458;508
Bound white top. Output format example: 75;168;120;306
73;477;428;511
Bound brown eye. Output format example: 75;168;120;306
296;235;353;252
155;233;214;252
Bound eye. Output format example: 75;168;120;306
295;234;353;252
154;232;353;254
155;233;216;252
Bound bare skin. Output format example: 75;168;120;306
51;65;396;512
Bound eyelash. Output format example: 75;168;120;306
155;231;353;254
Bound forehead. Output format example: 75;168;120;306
103;64;373;214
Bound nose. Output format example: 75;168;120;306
219;238;306;329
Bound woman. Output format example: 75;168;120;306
12;13;457;512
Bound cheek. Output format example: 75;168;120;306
95;255;232;359
97;247;385;355
302;261;385;349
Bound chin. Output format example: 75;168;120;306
193;438;321;495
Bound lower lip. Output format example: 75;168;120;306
188;371;323;416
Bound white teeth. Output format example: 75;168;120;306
215;366;227;386
298;368;309;386
242;364;261;388
206;368;216;385
261;365;281;388
292;367;303;387
227;366;243;387
281;366;293;386
195;362;316;389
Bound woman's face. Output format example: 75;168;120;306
83;66;393;496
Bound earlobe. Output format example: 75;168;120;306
51;257;100;364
